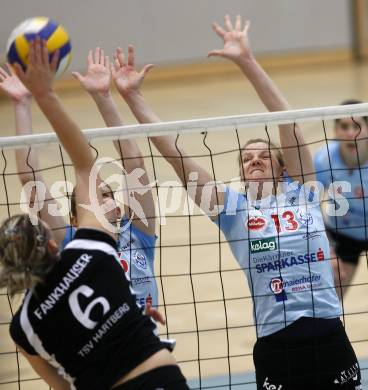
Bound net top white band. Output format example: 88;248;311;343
1;103;368;150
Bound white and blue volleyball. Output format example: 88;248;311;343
6;17;72;78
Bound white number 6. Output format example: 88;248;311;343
68;285;110;329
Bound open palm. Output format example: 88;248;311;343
112;45;153;96
73;47;110;95
0;64;30;102
208;15;251;62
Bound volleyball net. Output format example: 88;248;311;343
0;104;367;389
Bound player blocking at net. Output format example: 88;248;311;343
113;16;362;390
68;47;162;315
0;38;189;390
0;48;165;323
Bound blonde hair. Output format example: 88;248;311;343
0;214;57;297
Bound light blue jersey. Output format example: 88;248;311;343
61;219;158;308
314;141;368;241
214;179;342;337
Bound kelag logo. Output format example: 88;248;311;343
250;237;277;253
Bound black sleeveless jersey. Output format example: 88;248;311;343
10;228;167;390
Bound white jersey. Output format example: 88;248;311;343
214;178;342;337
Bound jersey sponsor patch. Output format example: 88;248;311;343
283;274;322;293
133;251;147;269
131;276;152;286
250;237;277;253
256;248;326;273
287;195;297;206
119;238;135;251
247;216;266;231
317;247;325;261
269;277;287;302
297;210;314;226
302;230;321;240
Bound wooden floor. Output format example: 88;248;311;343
0;59;368;389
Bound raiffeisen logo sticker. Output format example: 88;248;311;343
269;277;288;302
250;237;277;253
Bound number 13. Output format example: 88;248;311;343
271;211;299;233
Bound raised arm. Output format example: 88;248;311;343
72;47;155;235
209;15;315;183
0;64;67;244
14;38;110;236
112;45;225;215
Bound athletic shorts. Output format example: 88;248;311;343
113;365;189;390
253;318;362;390
326;227;368;265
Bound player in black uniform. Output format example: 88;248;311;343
0;38;188;390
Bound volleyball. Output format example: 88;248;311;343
6;17;72;78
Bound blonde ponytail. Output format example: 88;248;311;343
0;214;57;297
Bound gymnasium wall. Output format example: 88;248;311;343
0;0;351;72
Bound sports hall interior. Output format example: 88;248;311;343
0;1;367;389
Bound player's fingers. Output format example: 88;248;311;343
87;49;93;66
110;62;116;78
105;56;110;71
50;49;60;72
35;37;44;64
141;64;154;77
146;304;166;325
71;71;83;82
116;47;126;67
157;312;166;325
100;49;105;66
94;47;100;65
128;45;135;67
28;39;36;66
224;14;234;31
235;15;242;31
207;50;225;58
243;20;251;33
5;63;15;76
212;22;226;38
0;66;8;79
13;63;25;81
113;54;120;72
33;37;41;62
41;40;50;67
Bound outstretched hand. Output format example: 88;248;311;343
208;15;252;63
13;37;59;98
111;45;153;97
0;63;30;103
72;47;111;96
